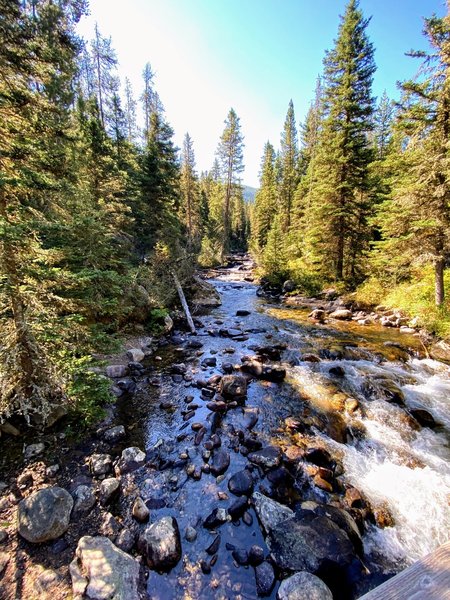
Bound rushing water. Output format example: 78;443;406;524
118;258;450;598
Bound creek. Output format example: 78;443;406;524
116;256;450;599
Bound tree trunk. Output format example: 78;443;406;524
435;256;445;307
171;272;196;334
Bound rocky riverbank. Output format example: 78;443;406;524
0;256;448;599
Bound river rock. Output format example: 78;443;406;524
248;544;265;566
241;360;286;382
24;442;45;459
329;309;352;320
248;446;282;470
228;496;248;519
210;448;230;476
106;365;129;378
409;408;437;428
228;469;254;496
220;374;247;399
18;487;73;543
99;478;120;506
132;497;150;522
303;504;363;555
236;309;251;316
255;560;276;596
115;528;136;553
140;516;181;570
202;356;217;368
171;363;187;375
282;280;296;293
90;453;112;476
203;507;228;529
103;425;126;443
70;535;140;600
308;309;326;322
73;485;96;514
252;492;294;534
277;572;333;600
117;447;146;474
185;526;197;542
126;348;145;363
267;512;355;574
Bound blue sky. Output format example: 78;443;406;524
78;0;446;187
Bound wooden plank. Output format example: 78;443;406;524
358;542;450;599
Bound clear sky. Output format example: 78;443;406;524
77;0;446;187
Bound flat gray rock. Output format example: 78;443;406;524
70;535;140;600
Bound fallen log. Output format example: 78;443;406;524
171;271;196;334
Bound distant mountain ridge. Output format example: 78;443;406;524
243;185;257;203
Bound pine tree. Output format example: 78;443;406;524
216;109;244;260
373;5;450;306
124;77;138;143
279;100;299;231
90;23;118;130
0;0;86;424
252;142;277;251
180;133;200;248
373;91;395;160
302;0;376;282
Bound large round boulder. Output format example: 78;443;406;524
18;486;73;543
277;572;333;600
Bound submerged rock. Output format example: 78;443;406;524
210;448;230;476
220;374;248;399
228;469;254;496
18;487;73;543
70;535;140;600
255;561;276;596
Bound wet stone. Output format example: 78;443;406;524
140;516;182;571
248;447;282;470
206;534;221;555
232;547;248;565
255;561;276;596
115;528;135;553
242;511;253;526
117;447;146;474
203;507;228;529
248;544;264;566
228;469;254;496
202;357;217;367
90;454;112;476
185;526;197;542
103;425;126;443
228;496;248;520
132;497;150;522
277;571;333;600
210;448;230;476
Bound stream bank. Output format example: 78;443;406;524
0;255;449;599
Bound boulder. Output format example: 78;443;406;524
277;572;333;600
282;280;296;293
106;365;129;378
248;447;282;470
220;375;247;399
329;309;352;320
140;517;181;571
252;492;294;535
267;512;355;575
409;408;437;428
70;535;140;600
126;348;145;363
117;447;146;474
18;487;73;543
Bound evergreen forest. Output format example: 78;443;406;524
1;0;450;430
